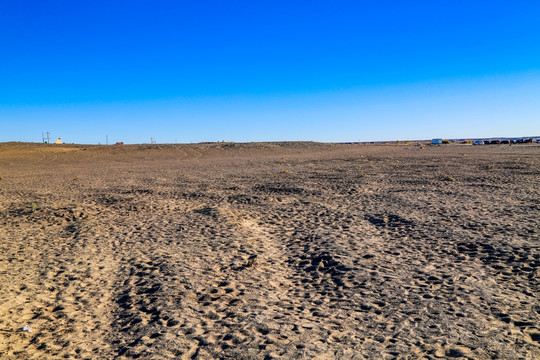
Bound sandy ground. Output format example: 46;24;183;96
0;142;538;359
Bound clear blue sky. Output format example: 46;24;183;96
1;1;539;144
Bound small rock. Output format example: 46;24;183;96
446;346;472;358
22;325;32;333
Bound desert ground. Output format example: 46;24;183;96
0;142;538;359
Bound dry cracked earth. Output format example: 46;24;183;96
0;142;539;359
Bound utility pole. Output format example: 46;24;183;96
42;131;50;143
106;135;108;145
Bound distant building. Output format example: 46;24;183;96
54;138;62;144
432;139;442;144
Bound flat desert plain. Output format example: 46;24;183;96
0;142;539;360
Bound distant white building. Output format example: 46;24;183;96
54;138;62;144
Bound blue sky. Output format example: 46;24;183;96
1;1;539;144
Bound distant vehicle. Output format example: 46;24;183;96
114;142;124;145
536;139;540;143
473;140;484;145
491;140;500;144
432;139;442;144
500;140;510;144
442;139;451;144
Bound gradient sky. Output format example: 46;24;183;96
1;1;539;144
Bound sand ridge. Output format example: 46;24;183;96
0;142;539;359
